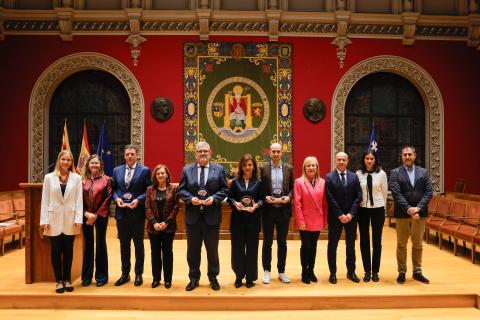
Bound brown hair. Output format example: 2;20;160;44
236;154;259;179
82;154;104;181
151;164;172;187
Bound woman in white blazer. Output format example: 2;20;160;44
356;150;388;283
40;150;83;293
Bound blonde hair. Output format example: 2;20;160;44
54;150;74;176
301;156;320;182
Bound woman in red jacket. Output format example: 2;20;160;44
293;156;328;284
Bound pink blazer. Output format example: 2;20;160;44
293;177;328;231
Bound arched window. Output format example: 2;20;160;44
49;70;131;170
345;72;425;175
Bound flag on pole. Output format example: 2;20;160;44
76;120;91;175
368;126;378;153
61;119;76;172
96;121;113;177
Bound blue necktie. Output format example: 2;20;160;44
199;166;205;188
340;172;346;187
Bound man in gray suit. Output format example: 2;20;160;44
178;141;228;291
390;145;432;284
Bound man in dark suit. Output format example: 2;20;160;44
260;142;293;284
390;145;432;284
326;151;361;284
178;141;228;291
112;144;151;287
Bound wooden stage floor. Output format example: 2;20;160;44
0;222;479;313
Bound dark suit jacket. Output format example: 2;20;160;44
228;177;263;231
112;163;151;220
259;162;294;219
177;162;228;226
389;165;433;218
145;184;179;234
325;170;361;219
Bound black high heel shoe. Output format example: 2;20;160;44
55;281;65;294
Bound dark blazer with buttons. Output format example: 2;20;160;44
112;163;151;220
228;177;264;231
325;170;361;219
259;162;294;219
177;162;229;226
389;165;433;218
145;184;179;234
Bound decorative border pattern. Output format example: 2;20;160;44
415;26;468;37
28;52;144;182
210;22;268;32
348;24;403;35
279;23;336;33
331;55;444;192
73;21;129;31
4;20;59;31
141;21;199;32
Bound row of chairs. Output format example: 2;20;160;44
0;191;25;256
425;195;480;263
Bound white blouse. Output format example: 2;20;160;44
356;169;388;209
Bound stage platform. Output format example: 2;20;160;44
0;223;479;314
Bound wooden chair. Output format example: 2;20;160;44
453;179;466;193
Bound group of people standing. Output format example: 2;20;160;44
40;142;432;293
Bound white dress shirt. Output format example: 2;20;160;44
356;169;388;208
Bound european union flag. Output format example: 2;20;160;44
368;126;378;153
96;121;113;177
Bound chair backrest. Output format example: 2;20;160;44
0;199;14;222
12;191;26;218
428;195;441;214
436;197;452;217
464;202;480;226
449;199;467;221
454;179;466;193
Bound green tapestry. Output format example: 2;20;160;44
183;42;292;176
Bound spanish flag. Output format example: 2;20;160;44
76;120;91;175
61;119;76;172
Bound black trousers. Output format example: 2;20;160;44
358;207;385;274
82;215;109;283
231;226;260;282
49;233;75;283
299;230;320;274
327;216;357;274
186;217;220;282
148;232;175;282
262;208;290;273
116;214;145;275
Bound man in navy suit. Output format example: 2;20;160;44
390;145;432;284
112;144;151;287
178;141;228;291
326;152;362;284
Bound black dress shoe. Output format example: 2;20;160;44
372;273;379;282
82;279;92;287
134;274;143;286
96;280;107;287
186;280;199;291
234;278;242;288
397;272;406;284
115;274;130;286
347;273;360;283
245;281;255;288
210;278;220;291
55;282;65;294
413;272;430;284
363;272;371;282
301;274;310;284
151;280;160;288
329;274;337;284
64;281;74;292
164;282;172;289
309;271;318;283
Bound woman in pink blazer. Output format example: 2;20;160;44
293;156;328;284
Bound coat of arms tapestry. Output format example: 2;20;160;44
183;42;293;175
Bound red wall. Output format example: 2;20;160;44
1;35;479;193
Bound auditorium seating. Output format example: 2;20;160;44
425;194;480;263
0;190;25;256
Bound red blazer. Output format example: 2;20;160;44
293;177;328;231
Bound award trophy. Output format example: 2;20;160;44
122;192;134;205
240;195;254;212
197;188;208;212
272;188;283;204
